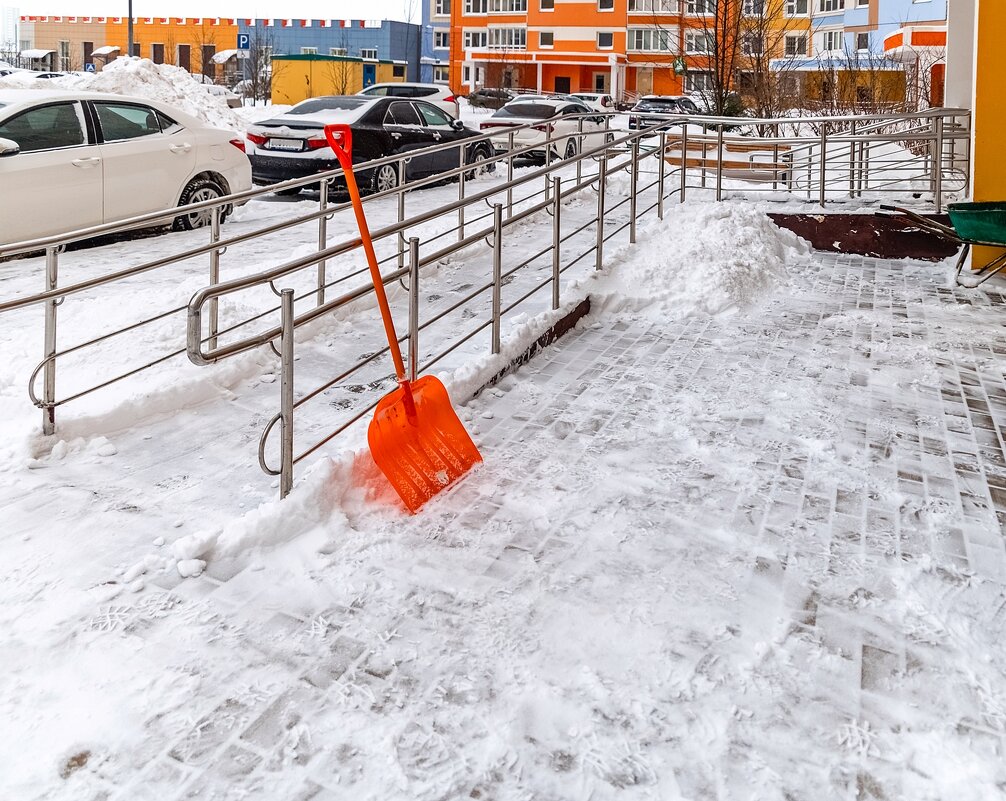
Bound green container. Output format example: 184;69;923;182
948;202;1006;246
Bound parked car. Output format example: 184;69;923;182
203;83;243;109
0;89;252;245
466;88;515;110
357;82;459;119
570;92;615;112
627;95;702;130
479;99;611;163
504;93;578;105
245;95;494;195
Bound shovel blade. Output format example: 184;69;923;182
367;375;482;513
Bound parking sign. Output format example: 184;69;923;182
237;33;250;50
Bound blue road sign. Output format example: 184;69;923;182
237;33;250;50
84;62;96;72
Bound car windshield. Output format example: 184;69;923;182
288;97;367;115
638;98;680;108
493;103;558;119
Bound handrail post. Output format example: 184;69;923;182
552;176;561;310
595;151;607;271
408;237;420;383
700;123;708;188
715;124;724;202
848;120;857;199
680;123;688;203
933;115;945;213
458;145;466;242
772;123;780;191
629;135;639;244
506;130;515;217
576;117;584;184
317;179;328;307
657;130;666;220
279;288;295;499
397;159;406;271
42;245;59;436
818;125;827;208
208;208;221;351
491;203;503;355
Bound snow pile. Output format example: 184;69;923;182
589;200;809;317
0;58;244;131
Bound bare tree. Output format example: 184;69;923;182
736;0;808;121
191;22;218;82
324;33;355;94
700;0;744;115
244;28;281;102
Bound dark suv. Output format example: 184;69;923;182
627;95;702;130
466;88;516;109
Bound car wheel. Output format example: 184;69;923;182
174;176;226;231
371;163;399;195
563;139;578;159
465;145;496;179
274;185;302;197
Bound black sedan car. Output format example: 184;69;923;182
246;95;494;195
627;95;702;130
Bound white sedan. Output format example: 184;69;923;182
479;99;611;163
0;89;252;246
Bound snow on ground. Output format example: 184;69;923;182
0;93;996;799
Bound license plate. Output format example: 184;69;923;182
267;138;303;152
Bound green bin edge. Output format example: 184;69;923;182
948;202;1006;246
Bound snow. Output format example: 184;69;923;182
0;58;252;132
0;81;998;799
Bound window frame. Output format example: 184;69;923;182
539;31;555;48
92;101;165;143
598;0;615;10
783;32;808;56
435;0;452;14
434;30;450;49
684;29;714;54
361;48;379;60
0;101;88;153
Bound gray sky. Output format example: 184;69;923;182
15;1;420;23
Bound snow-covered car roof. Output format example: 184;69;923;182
0;89;210;130
248;96;377;128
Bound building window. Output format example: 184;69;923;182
464;0;488;12
434;65;449;82
742;0;763;14
58;40;70;70
628;0;677;11
488;0;528;11
330;47;347;55
539;31;554;48
783;32;807;56
784;0;808;15
598;0;615;9
819;0;843;11
487;26;527;49
685;71;712;91
597;31;614;48
541;0;555;8
856;32;870;51
435;0;452;14
434;31;450;48
627;28;673;52
463;30;488;47
857;0;869;5
463;64;472;83
741;33;762;55
686;0;715;13
821;30;842;51
361;48;378;59
301;47;318;54
684;29;713;53
151;43;164;64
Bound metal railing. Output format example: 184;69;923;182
0;107;970;495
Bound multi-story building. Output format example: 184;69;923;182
17;16;422;83
421;0;452;83
0;5;18;53
448;0;814;102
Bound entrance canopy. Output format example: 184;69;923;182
211;49;238;64
92;45;120;57
19;49;55;59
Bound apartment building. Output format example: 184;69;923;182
421;0;452;83
17;16;422;83
448;0;816;101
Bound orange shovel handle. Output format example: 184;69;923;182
325;123;408;385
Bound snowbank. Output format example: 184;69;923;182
0;58;245;131
588;201;809;318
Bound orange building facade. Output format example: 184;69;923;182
449;0;726;101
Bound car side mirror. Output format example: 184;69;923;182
451;119;465;131
0;137;19;157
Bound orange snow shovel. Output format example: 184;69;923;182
324;123;482;512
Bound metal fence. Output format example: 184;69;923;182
0;107;970;497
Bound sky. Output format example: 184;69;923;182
11;0;420;23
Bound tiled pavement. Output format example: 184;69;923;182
57;252;1006;800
